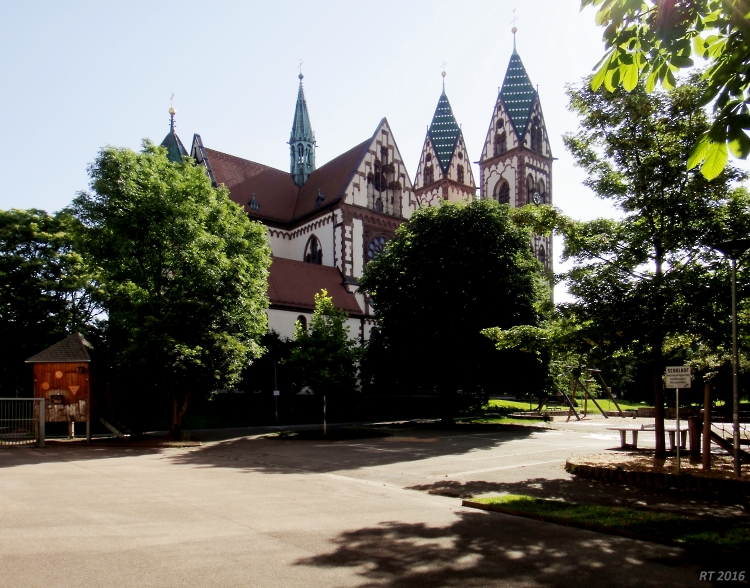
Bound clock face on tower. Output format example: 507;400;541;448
532;191;542;205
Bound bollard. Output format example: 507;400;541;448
687;416;701;457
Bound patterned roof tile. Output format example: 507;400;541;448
500;50;537;135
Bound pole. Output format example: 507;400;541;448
38;398;45;448
731;257;741;478
703;382;712;470
676;388;680;474
323;395;327;436
274;361;279;425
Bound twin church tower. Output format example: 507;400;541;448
161;38;552;338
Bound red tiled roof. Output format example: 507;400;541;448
204;136;372;225
293;138;371;220
268;257;363;316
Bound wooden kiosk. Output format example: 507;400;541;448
25;333;93;440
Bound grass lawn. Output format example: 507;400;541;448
486;399;651;414
472;494;749;553
458;416;546;425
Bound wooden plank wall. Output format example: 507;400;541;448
33;363;90;423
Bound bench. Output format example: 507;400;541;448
607;426;643;448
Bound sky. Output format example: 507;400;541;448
0;0;639;300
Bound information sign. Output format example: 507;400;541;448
665;366;691;389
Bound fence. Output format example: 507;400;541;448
0;398;45;447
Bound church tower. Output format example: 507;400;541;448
289;73;316;187
413;73;476;206
478;32;553;272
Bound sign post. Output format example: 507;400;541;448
273;361;280;424
665;367;692;474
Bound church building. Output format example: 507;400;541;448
159;34;551;339
163;73;418;340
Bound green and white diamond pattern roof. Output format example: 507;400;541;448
500;50;537;136
428;91;461;172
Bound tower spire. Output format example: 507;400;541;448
160;94;188;163
169;92;176;132
289;69;316;186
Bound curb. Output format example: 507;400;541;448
461;500;742;558
565;460;750;497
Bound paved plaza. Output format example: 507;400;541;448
0;421;742;587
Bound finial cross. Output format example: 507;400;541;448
170;91;174;107
511;8;518;29
298;59;304;75
440;60;447;71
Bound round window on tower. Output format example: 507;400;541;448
367;236;388;260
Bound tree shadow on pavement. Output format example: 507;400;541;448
0;423;539;472
406;477;749;519
293;509;718;588
165;424;538;476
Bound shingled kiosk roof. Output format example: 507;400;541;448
25;333;92;363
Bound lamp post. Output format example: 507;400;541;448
713;238;750;478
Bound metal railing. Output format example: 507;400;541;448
0;398;45;447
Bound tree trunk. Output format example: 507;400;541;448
653;243;666;459
169;388;191;440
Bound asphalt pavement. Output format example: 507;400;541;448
0;421;744;587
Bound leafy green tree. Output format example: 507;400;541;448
562;74;748;457
0;209;97;396
72;141;271;437
285;289;362;403
359;199;547;421
581;0;750;179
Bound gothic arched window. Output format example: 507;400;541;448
494;180;510;205
367;235;387;261
494;132;507;157
424;165;434;185
304;235;323;265
526;174;536;204
538;244;546;267
296;315;307;331
456;164;464;184
537;179;546;204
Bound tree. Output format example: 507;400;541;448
0;209;97;396
358;199;547;421
581;0;750;179
285;289;362;401
562;74;748;457
71;141;271;437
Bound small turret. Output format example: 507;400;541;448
160;101;188;163
289;72;316;186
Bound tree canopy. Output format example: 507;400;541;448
359;199;548;419
562;74;748;456
285;289;362;402
72;141;271;436
582;0;750;179
0;209;97;396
